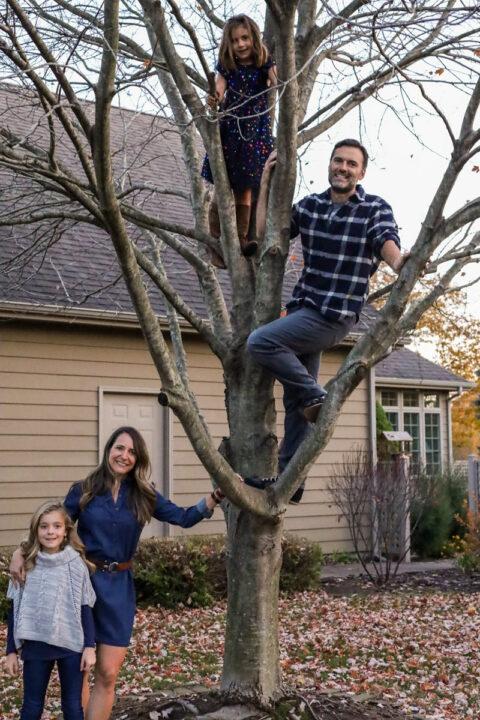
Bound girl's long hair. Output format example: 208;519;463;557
219;15;269;71
21;500;94;572
78;426;156;525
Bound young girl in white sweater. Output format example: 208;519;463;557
5;500;96;720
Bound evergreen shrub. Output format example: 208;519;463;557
133;533;323;608
411;468;467;558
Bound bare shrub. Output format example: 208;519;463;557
328;449;435;585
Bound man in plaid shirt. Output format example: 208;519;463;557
247;139;408;503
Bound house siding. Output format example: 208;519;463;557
0;320;368;550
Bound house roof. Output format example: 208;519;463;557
375;346;472;389
0;84;378;337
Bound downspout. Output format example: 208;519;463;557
368;366;378;558
446;385;464;469
368;366;378;463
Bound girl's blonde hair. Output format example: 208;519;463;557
78;426;156;526
219;15;269;71
21;500;94;572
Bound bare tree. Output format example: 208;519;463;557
0;0;479;704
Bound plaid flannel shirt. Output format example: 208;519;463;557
287;184;400;321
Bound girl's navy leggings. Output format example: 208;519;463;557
20;654;84;720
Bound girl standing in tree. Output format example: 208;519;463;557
202;14;276;267
5;501;96;720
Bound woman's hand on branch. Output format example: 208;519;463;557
9;548;26;587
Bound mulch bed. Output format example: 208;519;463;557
319;566;480;597
111;689;415;720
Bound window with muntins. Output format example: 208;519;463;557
425;412;441;474
377;389;443;474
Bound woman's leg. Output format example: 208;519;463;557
85;644;128;720
58;654;84;720
20;658;54;720
81;671;90;712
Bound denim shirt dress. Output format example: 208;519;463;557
64;480;211;646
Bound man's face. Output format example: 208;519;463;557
328;145;366;197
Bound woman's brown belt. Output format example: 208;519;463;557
88;558;133;573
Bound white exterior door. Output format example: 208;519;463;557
100;390;170;538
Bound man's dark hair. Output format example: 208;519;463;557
330;139;369;169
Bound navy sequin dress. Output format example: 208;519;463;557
201;58;275;192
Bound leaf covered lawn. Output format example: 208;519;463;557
1;589;479;719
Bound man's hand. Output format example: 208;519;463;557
391;251;410;273
5;653;19;676
261;150;277;184
381;240;410;274
256;150;278;241
80;647;96;672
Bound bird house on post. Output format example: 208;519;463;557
381;430;412;455
380;430;413;562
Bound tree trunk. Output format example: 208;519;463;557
222;511;284;701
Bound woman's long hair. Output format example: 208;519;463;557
78;426;156;525
219;15;269;71
21;500;94;572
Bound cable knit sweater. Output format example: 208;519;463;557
7;545;96;653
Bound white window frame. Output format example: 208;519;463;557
379;389;442;472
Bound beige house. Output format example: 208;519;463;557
0;306;373;549
0;85;469;550
1;302;469;551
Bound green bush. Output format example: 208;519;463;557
133;534;323;608
411;468;467;559
280;535;323;592
133;536;224;608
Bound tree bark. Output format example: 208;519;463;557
222;512;283;701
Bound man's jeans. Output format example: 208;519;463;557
247;305;356;472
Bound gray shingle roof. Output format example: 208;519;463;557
0;84;371;329
376;346;469;385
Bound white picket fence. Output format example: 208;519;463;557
467;454;480;515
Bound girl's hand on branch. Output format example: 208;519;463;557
206;92;221;109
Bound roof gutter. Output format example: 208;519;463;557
0;301;395;349
376;377;474;390
0;301;199;334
